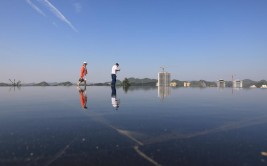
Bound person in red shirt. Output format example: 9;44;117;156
77;62;88;86
77;86;87;110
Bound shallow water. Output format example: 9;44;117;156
0;86;267;166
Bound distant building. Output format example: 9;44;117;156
233;80;243;88
217;79;225;88
250;85;257;88
158;72;171;87
200;81;207;87
261;85;267;88
170;82;177;87
184;82;191;87
158;68;171;100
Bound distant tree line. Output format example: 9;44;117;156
0;78;266;88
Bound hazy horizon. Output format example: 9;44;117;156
1;0;266;83
1;77;266;84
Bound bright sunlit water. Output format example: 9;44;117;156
0;86;267;166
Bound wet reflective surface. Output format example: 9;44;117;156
0;86;267;166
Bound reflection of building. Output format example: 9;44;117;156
170;82;177;87
233;80;243;88
158;72;171;86
184;82;191;87
158;86;170;100
217;79;225;88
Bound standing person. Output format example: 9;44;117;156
77;62;88;86
111;63;120;86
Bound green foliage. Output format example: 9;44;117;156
56;81;73;86
122;78;131;87
34;81;50;86
127;77;157;86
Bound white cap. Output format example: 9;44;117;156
83;61;87;64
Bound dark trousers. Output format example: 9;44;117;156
111;74;117;86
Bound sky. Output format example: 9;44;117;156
0;0;267;83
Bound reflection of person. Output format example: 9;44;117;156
77;86;87;109
111;86;120;110
111;63;120;86
77;62;88;86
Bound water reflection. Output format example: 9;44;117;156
77;86;87;110
8;86;21;92
1;87;267;166
121;86;157;92
122;86;129;93
111;86;120;110
158;86;170;100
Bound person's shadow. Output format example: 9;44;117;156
111;86;120;110
77;86;87;110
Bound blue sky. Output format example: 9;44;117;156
0;0;266;83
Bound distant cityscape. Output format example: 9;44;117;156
0;77;267;89
157;70;267;89
0;69;266;89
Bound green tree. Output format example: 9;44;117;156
121;78;131;93
122;78;131;87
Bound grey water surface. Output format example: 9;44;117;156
0;86;267;166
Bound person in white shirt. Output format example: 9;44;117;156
111;63;120;86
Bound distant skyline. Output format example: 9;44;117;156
1;0;267;83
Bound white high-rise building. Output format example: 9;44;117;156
158;72;171;86
217;79;225;88
233;80;243;88
157;68;171;100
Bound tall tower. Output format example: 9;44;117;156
158;67;171;100
158;67;171;86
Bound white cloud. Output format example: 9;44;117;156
26;0;78;32
26;0;46;16
42;0;78;32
